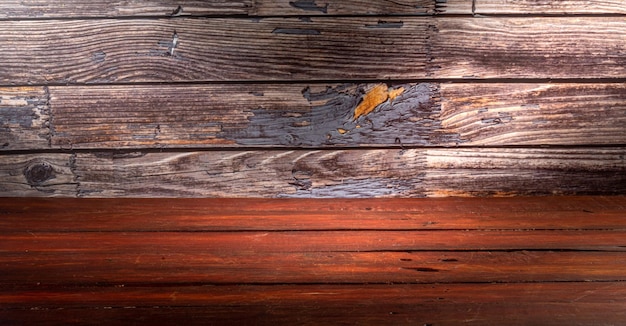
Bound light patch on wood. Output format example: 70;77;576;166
353;84;389;121
388;87;405;101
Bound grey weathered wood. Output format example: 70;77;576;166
0;153;76;196
0;83;621;150
44;83;626;149
0;87;49;150
72;148;626;197
475;0;626;14
1;17;625;85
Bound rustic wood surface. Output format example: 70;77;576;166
2;0;624;18
474;0;626;14
1;197;626;325
2;148;624;197
0;17;625;84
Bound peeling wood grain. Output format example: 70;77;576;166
48;83;457;148
440;83;626;145
13;148;616;198
0;87;50;150
2;196;626;232
41;83;626;149
475;0;626;14
1;17;625;84
0;154;77;196
0;0;253;18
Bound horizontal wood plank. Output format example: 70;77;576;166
2;233;625;284
1;17;625;84
432;17;626;79
2;283;625;325
440;83;626;146
0;0;252;18
76;148;626;197
2;148;623;197
38;83;626;149
1;196;625;231
0;0;472;18
475;0;626;14
0;87;49;150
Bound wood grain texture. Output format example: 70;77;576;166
72;148;626;197
0;154;76;196
440;83;626;146
0;0;473;18
475;0;626;14
0;0;252;18
1;17;625;84
40;83;626;149
2;283;625;325
432;17;626;79
2;196;625;231
2;233;625;285
0;87;49;150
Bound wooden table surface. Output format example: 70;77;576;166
1;196;626;325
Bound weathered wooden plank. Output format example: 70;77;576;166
424;148;626;197
0;87;49;151
475;0;626;14
70;148;625;198
44;83;626;149
432;17;626;79
0;0;252;18
0;0;472;18
2;283;625;325
2;232;625;284
0;154;76;196
440;83;626;146
1;17;625;84
48;83;453;148
2;196;625;231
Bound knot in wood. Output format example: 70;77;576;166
24;162;54;186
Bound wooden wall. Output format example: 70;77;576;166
1;0;625;197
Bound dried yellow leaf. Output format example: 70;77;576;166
337;128;348;134
353;84;388;121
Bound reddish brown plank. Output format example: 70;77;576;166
1;197;626;232
2;283;625;325
1;232;625;284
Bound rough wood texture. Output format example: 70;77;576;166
432;17;626;79
0;87;49;150
1;197;626;325
475;0;626;14
0;0;252;18
1;17;625;84
0;0;473;18
3;148;621;198
39;83;626;149
440;83;626;146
